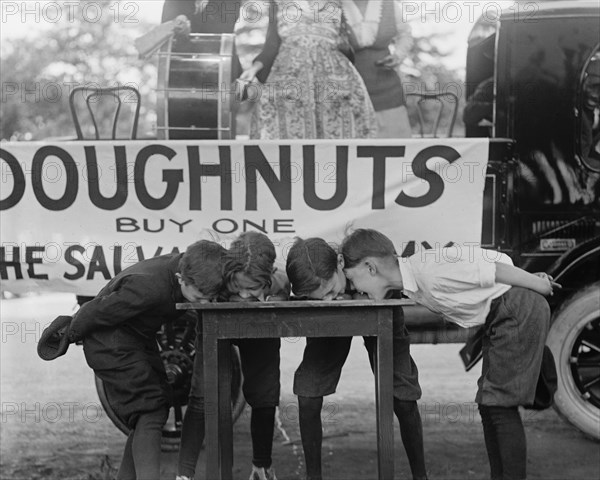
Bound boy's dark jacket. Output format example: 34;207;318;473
70;253;187;370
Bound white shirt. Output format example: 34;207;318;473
399;246;513;328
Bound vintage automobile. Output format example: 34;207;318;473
464;0;600;439
405;0;599;441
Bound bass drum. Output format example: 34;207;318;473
157;34;236;140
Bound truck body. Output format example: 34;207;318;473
465;1;600;439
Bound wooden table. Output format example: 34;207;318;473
177;299;411;480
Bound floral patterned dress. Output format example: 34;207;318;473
250;0;377;139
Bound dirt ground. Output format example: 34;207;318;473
1;294;598;480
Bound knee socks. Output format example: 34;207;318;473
251;406;276;469
394;399;428;480
478;404;527;480
177;396;205;477
298;396;324;480
117;408;169;480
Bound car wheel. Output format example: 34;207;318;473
546;282;600;440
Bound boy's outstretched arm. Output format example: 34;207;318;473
495;263;561;296
69;274;162;341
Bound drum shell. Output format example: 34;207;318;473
157;34;236;140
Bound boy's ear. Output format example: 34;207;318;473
175;272;184;285
364;258;378;276
337;254;345;269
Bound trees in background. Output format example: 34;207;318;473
403;30;467;137
1;0;157;141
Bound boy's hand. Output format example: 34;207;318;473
533;272;562;296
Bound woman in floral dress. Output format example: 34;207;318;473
239;0;377;139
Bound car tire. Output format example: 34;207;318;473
546;282;600;440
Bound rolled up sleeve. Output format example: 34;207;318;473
478;259;497;288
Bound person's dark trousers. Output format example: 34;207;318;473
478;404;527;480
299;396;427;480
116;408;169;480
394;398;428;480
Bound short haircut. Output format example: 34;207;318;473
223;232;276;289
340;229;397;268
179;240;227;297
286;238;338;295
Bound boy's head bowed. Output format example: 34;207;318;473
341;228;397;267
286;237;338;296
223;231;276;288
179;240;227;299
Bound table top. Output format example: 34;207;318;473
177;299;415;310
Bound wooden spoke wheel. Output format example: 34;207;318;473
95;313;246;451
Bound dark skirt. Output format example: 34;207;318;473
353;47;405;112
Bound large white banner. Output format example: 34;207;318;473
1;138;489;295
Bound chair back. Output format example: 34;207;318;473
406;92;459;138
69;86;141;140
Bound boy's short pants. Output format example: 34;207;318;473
84;328;169;429
93;353;169;429
189;321;281;409
476;286;551;406
293;311;421;401
235;338;281;408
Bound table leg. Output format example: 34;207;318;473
204;315;221;479
376;309;395;480
218;338;233;480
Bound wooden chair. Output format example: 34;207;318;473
69;86;141;139
406;92;459;138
